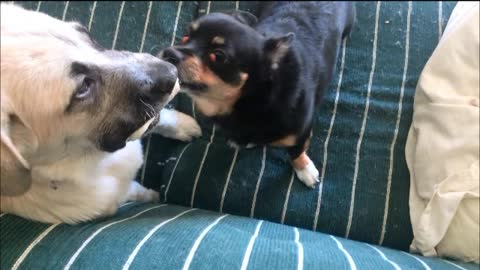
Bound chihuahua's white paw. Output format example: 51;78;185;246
294;159;320;188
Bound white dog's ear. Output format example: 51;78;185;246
0;97;34;196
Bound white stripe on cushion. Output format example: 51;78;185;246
438;1;443;41
443;259;468;270
281;170;295;224
206;1;211;14
345;0;381;239
402;252;432;270
65;205;166;270
330;236;357;270
379;0;412;245
294;228;304;270
119;201;135;208
314;37;348;231
122;208;197;270
170;1;183;46
191;125;216;207
366;244;401;270
87;1;97;31
240;220;263;270
61;1;69;21
164;143;192;202
111;1;125;49
182;214;228;270
138;1;153;53
250;146;267;218
12;224;60;270
220;148;239;212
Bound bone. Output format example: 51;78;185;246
167;79;181;103
127;80;180;142
127;117;155;141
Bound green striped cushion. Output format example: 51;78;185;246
8;1;472;267
1;203;477;270
140;0;459;252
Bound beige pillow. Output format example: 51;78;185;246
405;1;479;264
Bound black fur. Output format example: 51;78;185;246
164;2;355;159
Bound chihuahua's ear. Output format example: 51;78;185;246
1;96;34;196
223;10;258;27
263;32;295;70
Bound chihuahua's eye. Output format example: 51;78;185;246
210;49;227;64
76;77;95;99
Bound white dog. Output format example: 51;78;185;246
0;3;201;224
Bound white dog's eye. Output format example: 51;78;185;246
76;78;95;99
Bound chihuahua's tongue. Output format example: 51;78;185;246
127;117;155;142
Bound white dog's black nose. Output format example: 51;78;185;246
141;59;178;99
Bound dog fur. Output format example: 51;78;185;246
161;2;355;187
0;3;201;224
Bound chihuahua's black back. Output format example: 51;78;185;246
215;2;355;146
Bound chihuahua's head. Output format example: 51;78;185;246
159;10;294;116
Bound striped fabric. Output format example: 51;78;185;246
140;0;459;251
3;1;477;269
1;203;477;270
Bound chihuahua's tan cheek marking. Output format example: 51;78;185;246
182;56;249;117
292;152;310;170
270;135;297;147
194;98;223;116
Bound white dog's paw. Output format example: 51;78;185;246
126;181;160;203
294;160;320;188
173;113;202;142
153;109;202;142
138;189;160;203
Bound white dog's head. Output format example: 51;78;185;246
1;4;179;195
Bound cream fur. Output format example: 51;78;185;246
0;3;200;224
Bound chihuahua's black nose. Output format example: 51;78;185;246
161;47;183;65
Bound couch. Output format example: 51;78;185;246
1;1;478;269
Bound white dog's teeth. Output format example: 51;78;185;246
127;118;155;141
